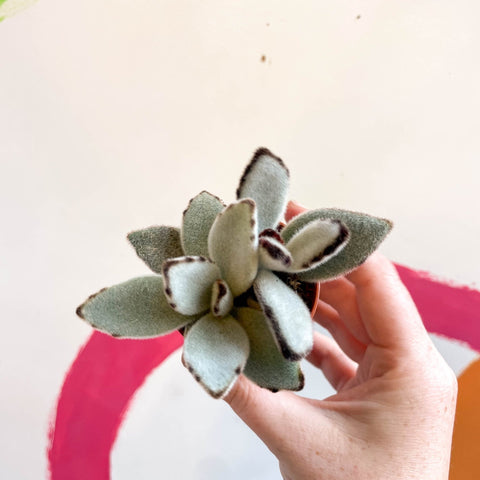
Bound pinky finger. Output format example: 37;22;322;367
306;331;358;391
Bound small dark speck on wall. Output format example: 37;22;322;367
261;55;266;63
356;14;361;20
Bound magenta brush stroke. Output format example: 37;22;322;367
47;264;480;478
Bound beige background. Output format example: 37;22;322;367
0;1;479;478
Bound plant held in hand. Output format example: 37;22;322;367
77;148;392;398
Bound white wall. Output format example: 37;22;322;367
0;1;479;478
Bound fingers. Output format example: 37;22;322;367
346;253;429;350
306;331;357;391
314;300;367;363
285;200;307;222
319;277;371;345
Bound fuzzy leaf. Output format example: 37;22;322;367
211;279;233;318
235;307;304;391
162;256;221;315
183;313;250;398
281;209;393;282
208;199;259;297
258;236;292;271
127;226;184;274
237;148;289;232
181;191;225;257
253;269;313;361
76;276;196;338
285;219;350;272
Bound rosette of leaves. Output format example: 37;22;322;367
77;147;392;398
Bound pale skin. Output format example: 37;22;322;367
225;202;458;480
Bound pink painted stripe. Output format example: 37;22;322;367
47;265;480;478
47;331;183;480
396;264;480;351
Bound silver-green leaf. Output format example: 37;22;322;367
162;256;221;316
285;219;350;272
281;208;393;281
253;269;313;361
181;191;225;257
237;148;289;232
76;276;196;338
235;307;304;391
258;236;292;271
208;199;259;297
127;226;184;274
211;279;233;318
183;314;250;398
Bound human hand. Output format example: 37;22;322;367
225;202;457;480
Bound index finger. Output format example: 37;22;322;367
346;253;429;350
285;200;307;222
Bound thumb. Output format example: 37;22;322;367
224;375;301;454
285;200;308;222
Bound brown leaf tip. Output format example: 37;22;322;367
297;369;305;391
76;287;108;319
216;280;227;300
210;389;224;399
260;238;291;267
256;288;307;362
183;190;226;217
236;147;289;198
238;198;256;210
301;220;350;269
323;221;350;257
75;304;84;319
259;228;284;244
252;147;289;175
161;258;179;276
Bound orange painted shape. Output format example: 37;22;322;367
450;358;480;480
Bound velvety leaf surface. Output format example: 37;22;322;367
208;199;258;297
236;148;289;232
235;307;304;391
127;226;184;274
285;219;350;272
258;236;292;271
183;314;250;398
211;279;233;318
77;276;196;338
281;208;393;281
162;256;221;315
253;269;313;361
181;191;225;257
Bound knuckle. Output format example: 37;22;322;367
423;361;458;402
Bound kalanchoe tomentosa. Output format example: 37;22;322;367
77;148;393;398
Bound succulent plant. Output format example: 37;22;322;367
77;148;392;398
